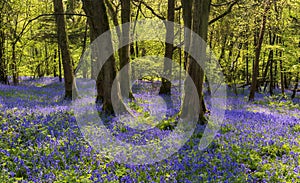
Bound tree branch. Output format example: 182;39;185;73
209;0;238;25
132;0;165;20
13;13;88;46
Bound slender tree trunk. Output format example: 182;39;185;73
249;0;270;101
262;32;276;92
45;43;50;75
12;44;18;85
291;73;299;99
269;48;274;95
292;43;300;99
159;0;175;95
53;0;75;99
284;74;288;89
120;0;134;99
0;19;8;85
245;40;249;84
231;42;242;95
53;49;57;77
58;46;62;82
278;37;284;95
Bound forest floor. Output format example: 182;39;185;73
0;77;300;182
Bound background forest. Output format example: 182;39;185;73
0;0;300;182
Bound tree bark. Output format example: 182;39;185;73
181;0;192;71
291;73;299;99
159;0;175;95
262;32;276;92
279;58;284;95
0;18;8;85
182;0;210;124
58;46;62;82
245;40;249;84
53;0;75;99
120;0;134;99
82;0;124;114
249;0;270;101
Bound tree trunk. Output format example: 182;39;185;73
12;43;18;85
245;40;249;84
105;0;122;59
182;0;210;124
249;0;270;101
82;0;124;114
291;73;299;99
262;32;276;92
181;0;192;71
159;0;175;95
278;37;284;95
269;48;274;95
58;46;62;82
0;18;8;85
53;49;57;77
292;43;300;99
53;0;75;99
120;0;134;99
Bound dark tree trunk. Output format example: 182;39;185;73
292;43;300;99
279;41;284;95
0;18;8;85
45;43;50;76
58;46;62;82
249;1;270;101
53;0;75;99
231;42;243;95
284;73;288;89
262;32;276;92
53;49;57;77
182;0;210;124
269;48;274;95
12;44;18;85
120;0;134;99
159;0;175;95
291;73;299;99
82;0;125;114
181;0;192;71
105;0;122;58
245;41;249;84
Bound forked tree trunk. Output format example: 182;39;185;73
82;0;126;114
249;0;270;101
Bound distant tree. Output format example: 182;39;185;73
0;3;8;84
159;0;175;95
119;0;134;99
249;0;271;101
53;0;75;99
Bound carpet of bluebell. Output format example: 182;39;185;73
0;77;300;182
